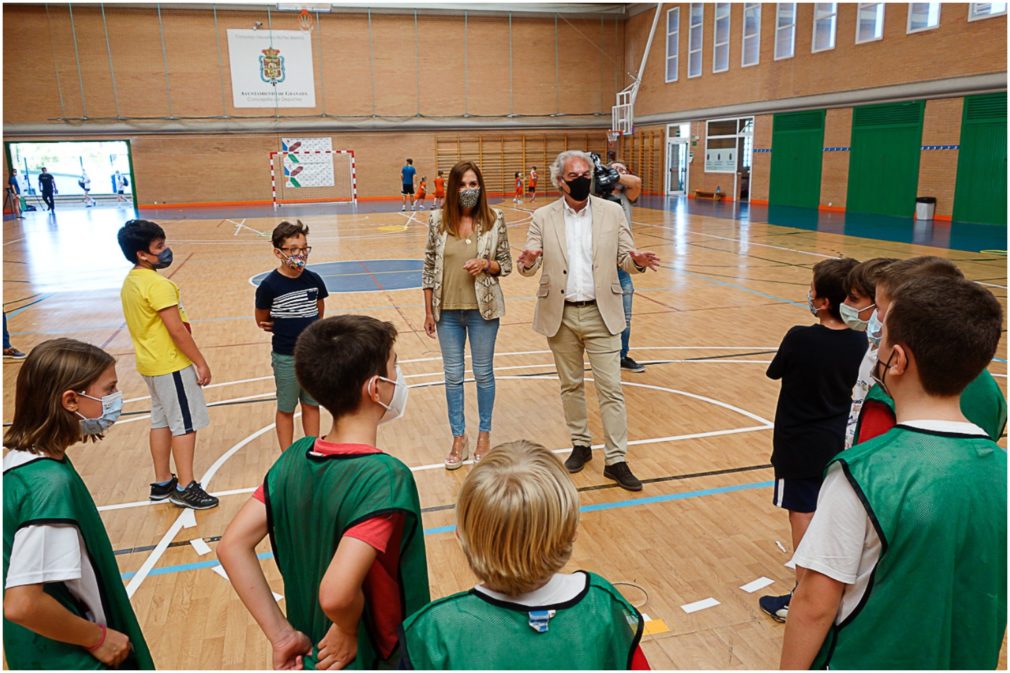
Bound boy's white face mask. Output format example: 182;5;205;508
374;365;408;424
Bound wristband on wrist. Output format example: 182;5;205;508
86;624;107;652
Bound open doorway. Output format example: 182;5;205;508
5;140;135;211
665;122;691;195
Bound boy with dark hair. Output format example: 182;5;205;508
218;315;429;670
117;219;218;509
758;257;866;622
781;277;1006;669
853;256;1006;444
254;220;328;450
839;257;896;449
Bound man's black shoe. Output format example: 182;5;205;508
603;461;643;491
564;445;593;473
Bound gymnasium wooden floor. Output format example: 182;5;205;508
3;199;1007;669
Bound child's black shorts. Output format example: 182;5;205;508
772;475;822;513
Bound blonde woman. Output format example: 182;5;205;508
422;161;512;469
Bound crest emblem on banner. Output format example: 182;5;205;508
259;47;285;84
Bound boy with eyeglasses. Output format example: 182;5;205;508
255;220;329;450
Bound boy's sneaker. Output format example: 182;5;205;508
170;481;219;510
401;205;406;211
620;357;646;373
758;592;792;623
149;475;178;501
3;347;27;360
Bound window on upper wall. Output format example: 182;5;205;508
775;3;796;60
968;3;1007;20
856;3;885;43
907;2;941;32
812;3;837;52
688;3;704;78
666;7;680;83
713;3;731;73
742;3;761;67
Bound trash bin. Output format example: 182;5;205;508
915;196;936;221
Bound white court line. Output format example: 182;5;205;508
121;347;781;405
125;417;295;598
99;424;773;512
978;281;1007;289
102;375;773;513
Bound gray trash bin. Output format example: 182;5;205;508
915;196;936;221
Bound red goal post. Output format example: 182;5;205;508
269;149;358;208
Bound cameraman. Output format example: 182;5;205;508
610;160;645;373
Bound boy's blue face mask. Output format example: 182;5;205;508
866;309;883;347
145;247;173;269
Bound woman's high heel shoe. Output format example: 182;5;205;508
473;432;491;463
444;435;469;470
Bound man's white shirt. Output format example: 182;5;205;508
562;198;595;302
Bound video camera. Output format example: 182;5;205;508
589;152;622;203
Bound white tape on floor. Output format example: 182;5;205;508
681;597;720;613
739;577;775;593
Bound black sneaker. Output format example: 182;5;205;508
149;475;178;501
564;445;593;473
3;347;27;360
169;481;219;510
758;592;792;623
620;357;646;373
603;461;643;491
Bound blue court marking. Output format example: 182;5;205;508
6;294;50;318
250;259;423;294
686;271;805;308
118;479;773;581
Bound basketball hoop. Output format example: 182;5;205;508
607;130;621;144
298;8;313;31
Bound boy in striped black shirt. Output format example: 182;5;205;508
255;220;329;450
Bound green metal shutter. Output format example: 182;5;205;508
953;93;1007;226
769;110;826;208
846;101;924;218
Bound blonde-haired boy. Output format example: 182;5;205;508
400;440;650;669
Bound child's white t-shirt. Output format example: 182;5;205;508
3;450;106;625
793;420;987;624
844;344;879;449
474;572;587;606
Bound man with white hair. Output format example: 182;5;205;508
517;150;660;491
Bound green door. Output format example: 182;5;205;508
769;110;825;208
847;101;924;218
953;93;1007;225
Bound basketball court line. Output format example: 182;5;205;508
117;373;772;595
117;478;776;581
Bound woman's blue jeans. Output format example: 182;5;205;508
618;268;634;359
435;309;500;437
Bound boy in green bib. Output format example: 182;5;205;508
851;256;1006;446
218;315;429;669
781;277;1006;669
400;440;649;670
3;339;154;670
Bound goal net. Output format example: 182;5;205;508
270;149;357;207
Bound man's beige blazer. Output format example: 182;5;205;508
519;195;643;337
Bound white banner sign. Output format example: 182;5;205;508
228;30;315;108
705;147;736;173
281;138;334;188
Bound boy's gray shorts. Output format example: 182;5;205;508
143;365;210;436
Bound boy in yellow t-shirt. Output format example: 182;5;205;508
118;219;218;510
